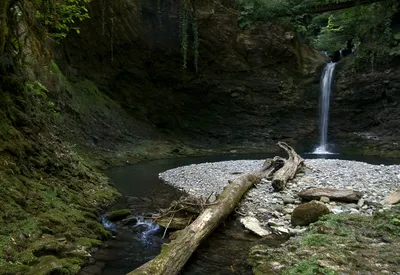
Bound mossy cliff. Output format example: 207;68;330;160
0;73;119;274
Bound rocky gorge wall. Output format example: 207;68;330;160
330;58;400;156
54;0;327;155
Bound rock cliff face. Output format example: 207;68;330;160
55;0;326;152
330;59;400;156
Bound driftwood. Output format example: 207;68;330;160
153;196;214;230
127;142;303;275
271;142;304;191
298;187;362;203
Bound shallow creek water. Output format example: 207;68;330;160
78;153;400;275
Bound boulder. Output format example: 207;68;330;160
106;209;132;222
320;196;330;203
381;190;400;205
240;216;271;237
291;201;330;226
299;187;362;202
154;216;193;230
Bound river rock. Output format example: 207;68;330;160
291;201;330;226
106;209;132;222
240;216;271;237
270;226;290;235
282;197;296;204
155;215;193;230
298;187;362;203
121;216;138;225
320;196;330;203
380;189;400;205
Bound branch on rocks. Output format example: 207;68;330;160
271;142;304;191
128;163;271;275
129;142;303;275
152;195;218;229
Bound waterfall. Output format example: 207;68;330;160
313;62;336;154
339;49;343;60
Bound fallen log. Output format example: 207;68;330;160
298;187;362;203
127;142;303;275
128;169;275;275
271;142;304;191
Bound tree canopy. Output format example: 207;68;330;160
236;0;399;69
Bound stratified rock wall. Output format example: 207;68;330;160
330;59;400;156
56;0;326;150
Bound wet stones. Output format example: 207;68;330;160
105;209;132;222
160;158;400;234
291;201;330;226
240;216;271;237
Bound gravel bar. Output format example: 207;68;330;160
159;159;400;226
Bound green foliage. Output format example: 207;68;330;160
179;0;199;72
35;0;91;41
236;0;296;28
301;233;332;247
25;81;57;121
283;257;336;275
235;0;398;72
311;1;397;70
179;0;189;69
192;11;199;73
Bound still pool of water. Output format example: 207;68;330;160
80;153;400;275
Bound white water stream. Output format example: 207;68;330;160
314;62;336;154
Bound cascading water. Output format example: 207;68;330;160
313;62;336;154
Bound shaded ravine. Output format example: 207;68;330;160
79;153;400;275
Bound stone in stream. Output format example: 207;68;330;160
106;209;132;222
291;201;330;226
320;196;330;203
380;189;400;205
298;187;362;203
121;216;138;225
240;216;272;237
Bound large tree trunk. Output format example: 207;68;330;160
127;142;302;275
128;170;272;274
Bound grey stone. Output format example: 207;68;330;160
240;216;271;237
320;196;330;203
271;226;290;235
159;158;400;222
283;197;296;204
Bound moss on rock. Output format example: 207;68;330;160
249;206;400;274
0;75;120;274
291;201;330;226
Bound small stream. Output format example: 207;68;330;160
79;153;400;275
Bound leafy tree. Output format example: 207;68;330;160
35;0;91;41
0;0;91;67
235;0;398;70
